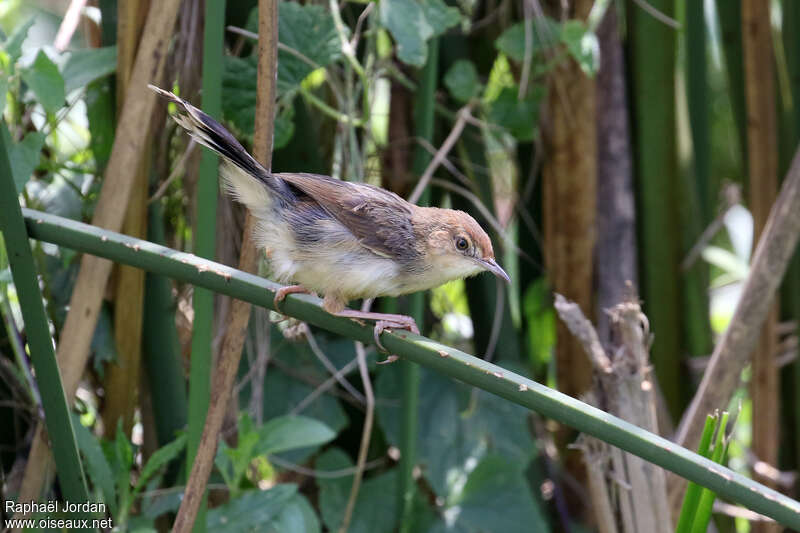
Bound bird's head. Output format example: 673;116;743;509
418;207;510;284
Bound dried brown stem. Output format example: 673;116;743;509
170;1;279;531
676;145;800;452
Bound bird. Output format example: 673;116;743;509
149;85;510;353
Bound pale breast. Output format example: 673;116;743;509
254;213;405;300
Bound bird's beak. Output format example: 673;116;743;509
480;258;511;284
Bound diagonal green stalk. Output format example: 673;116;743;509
187;2;226;530
0;139;90;512
18;206;800;529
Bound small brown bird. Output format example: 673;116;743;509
150;85;510;350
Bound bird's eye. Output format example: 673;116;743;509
455;237;469;251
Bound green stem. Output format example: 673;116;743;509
0;147;90;514
20;207;800;529
299;86;365;126
187;3;226;530
398;37;439;531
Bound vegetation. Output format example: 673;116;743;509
2;1;800;532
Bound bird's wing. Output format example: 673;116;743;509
277;173;420;262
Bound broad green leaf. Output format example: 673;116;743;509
495;18;560;63
133;434;186;496
1;124;45;191
72;415;118;517
256;414;336;456
225;3;343;143
62;46;117;93
277;2;342;88
317;448;398;533
487;86;544;142
237;325;349;463
379;0;460;67
206;485;298;531
444;60;480;102
3;18;35;62
380;0;431;67
430;454;550;532
21;50;66;114
560;20;599;76
223;55;258;140
376;367;536;497
268;492;321;533
244;3;342;91
419;0;462;37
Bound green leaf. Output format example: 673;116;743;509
431;454;550;532
486;86;544;142
560;20;599;76
419;0;462;37
62;46;117;93
110;420;133;514
205;485;298;531
21;50;66;114
277;2;342;89
256;414;336;456
73;415;118;517
223;55;259;141
444;60;480;102
1;124;45;191
224;3;342;145
268;492;321;533
244;3;341;91
376;368;536;497
133;434;186;496
494;17;560;62
379;0;460;67
3;18;35;62
237;326;349;463
317;448;399;533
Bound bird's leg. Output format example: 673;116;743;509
332;309;419;359
273;284;312;310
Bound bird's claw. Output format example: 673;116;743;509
273;285;311;311
372;318;420;361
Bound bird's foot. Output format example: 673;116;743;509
273;285;312;310
333;310;419;360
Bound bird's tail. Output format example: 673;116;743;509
148;85;293;209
